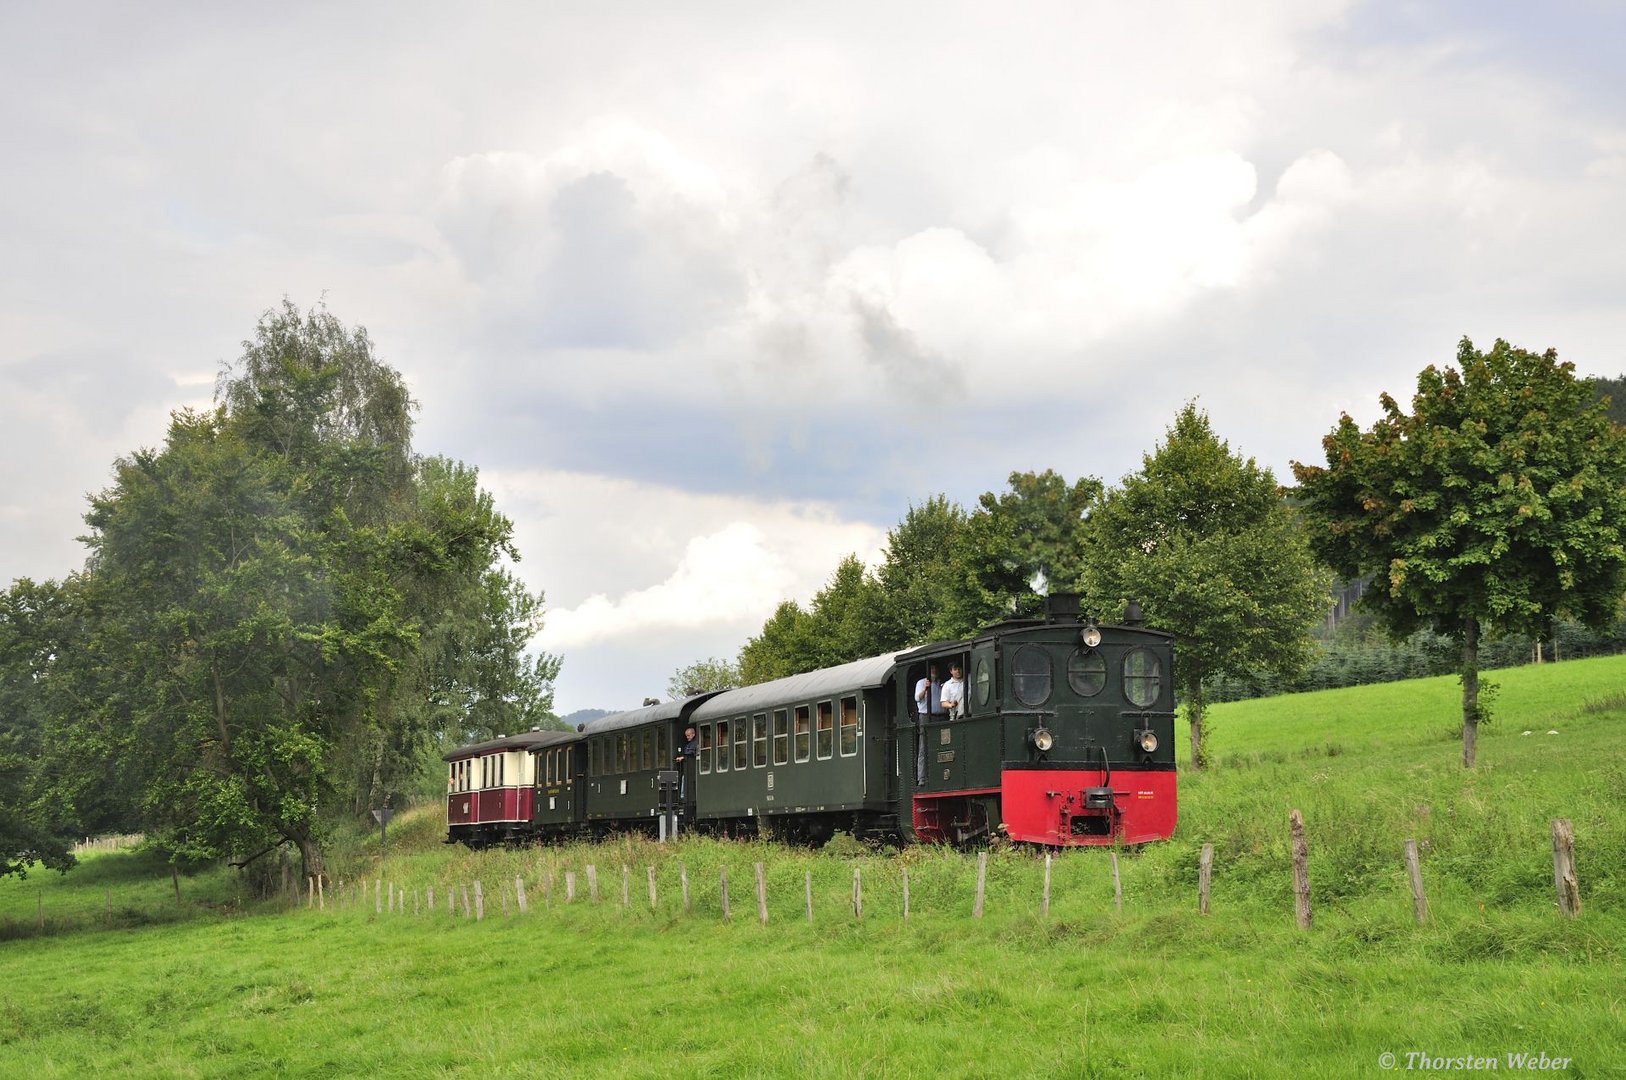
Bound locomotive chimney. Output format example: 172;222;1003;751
1124;598;1144;626
1044;593;1081;622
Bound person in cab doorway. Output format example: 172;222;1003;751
914;665;943;784
676;724;698;801
941;663;966;720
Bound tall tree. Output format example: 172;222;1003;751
952;470;1101;630
66;301;558;880
1294;338;1626;767
873;495;971;646
738;555;895;683
1079;404;1329;768
739;600;821;684
0;579;80;878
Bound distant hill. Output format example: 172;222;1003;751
1590;373;1626;426
561;708;612;730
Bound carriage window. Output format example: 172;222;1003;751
699;725;712;774
839;696;861;756
734;718;750;771
790;705;809;764
715;722;729;772
816;701;834;759
588;741;598;778
976;658;991;706
543;752;552;786
755;713;770;767
658;727;670;767
1012;644;1053;706
773;710;790;765
1068;649;1107;697
642;729;655;771
1124;649;1162;708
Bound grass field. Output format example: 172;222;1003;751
2;655;1623;1077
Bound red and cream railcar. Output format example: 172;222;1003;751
444;730;578;846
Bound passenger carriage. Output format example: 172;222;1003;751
444;729;579;846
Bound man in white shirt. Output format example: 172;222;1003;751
941;663;966;720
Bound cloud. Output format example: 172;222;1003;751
482;467;886;656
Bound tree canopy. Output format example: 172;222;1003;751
1294;337;1626;767
4;301;559;882
667;657;741;699
1078;403;1329;767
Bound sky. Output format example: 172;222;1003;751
4;1;1624;716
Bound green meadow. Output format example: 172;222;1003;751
3;656;1623;1078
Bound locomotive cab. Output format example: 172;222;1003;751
898;594;1177;847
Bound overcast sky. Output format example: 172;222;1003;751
4;2;1624;715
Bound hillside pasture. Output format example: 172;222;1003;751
1;655;1622;1077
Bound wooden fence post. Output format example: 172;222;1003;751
680;863;690;911
974;852;988;919
317;875;325;911
720;866;731;922
1403;840;1428;923
852;867;862;919
1042;853;1052;917
460;883;471;917
1198;844;1214;915
647;866;657;911
474;880;485;921
901;866;910;921
804;871;813;922
621;864;630;909
308;877;315;909
517;876;529;914
1110;851;1122;914
565;871;577;904
1552;819;1581;918
586;864;599;903
1290;809;1311;929
755;863;769;925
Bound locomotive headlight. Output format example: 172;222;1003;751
1137;730;1158;753
1031;727;1055;753
1081;622;1102;649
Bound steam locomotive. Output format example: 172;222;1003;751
445;595;1176;848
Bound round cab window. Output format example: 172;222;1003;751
1067;649;1106;697
975;658;991;706
1123;648;1162;707
1011;644;1052;706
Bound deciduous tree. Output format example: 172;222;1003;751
1079;404;1329;768
1294;338;1626;767
667;657;741;699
